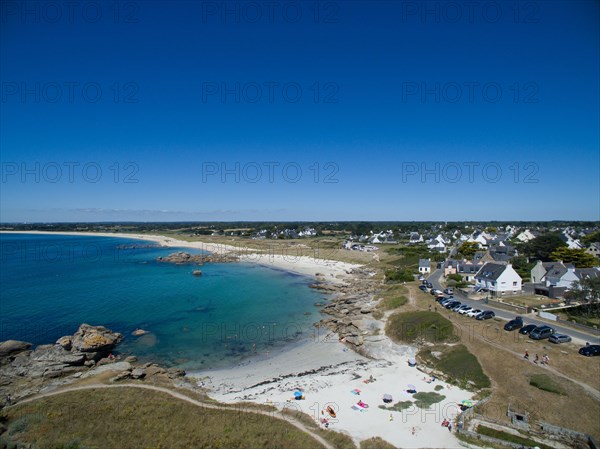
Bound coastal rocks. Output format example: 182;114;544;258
156;251;238;265
132;328;149;337
70;324;123;354
0;340;31;358
192;269;202;276
56;336;72;350
30;345;86;366
130;368;146;379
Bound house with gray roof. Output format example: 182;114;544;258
418;258;431;274
475;262;522;296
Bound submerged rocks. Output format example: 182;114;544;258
157;251;238;265
192;269;202;276
132;328;149;337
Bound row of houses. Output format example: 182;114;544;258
253;227;317;239
531;261;600;298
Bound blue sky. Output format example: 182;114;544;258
1;0;599;222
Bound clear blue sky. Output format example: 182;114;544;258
1;0;598;222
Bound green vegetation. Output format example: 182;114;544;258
280;408;355;449
550;248;597;268
529;374;565;395
476;425;553;449
510;256;535;282
565;277;600;306
412;392;446;408
447;274;463;282
520;233;567;261
434;385;444;391
3;388;327;449
385;311;455;343
457;241;479;259
420;344;490;390
582;230;600;245
359;437;397;449
384;269;414;283
372;309;384;320
378;401;414;412
378;295;408;310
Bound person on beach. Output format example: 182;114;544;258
524;351;529;360
534;354;539;364
448;423;452;432
542;354;549;365
389;413;393;422
428;305;432;311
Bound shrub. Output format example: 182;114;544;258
378;401;414;412
412;392;446;409
385;311;454;343
529;374;565;395
384;269;415;283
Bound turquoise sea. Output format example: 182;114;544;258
0;233;326;370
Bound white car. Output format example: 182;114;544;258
458;306;473;315
466;309;482;317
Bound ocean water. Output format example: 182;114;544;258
0;233;326;370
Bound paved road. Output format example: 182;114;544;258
426;269;600;345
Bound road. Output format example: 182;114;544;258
426;269;600;345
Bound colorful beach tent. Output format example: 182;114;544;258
408;358;417;366
383;394;393;403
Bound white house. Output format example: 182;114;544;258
409;232;423;244
515;230;535;243
475;263;522;296
418;259;431;274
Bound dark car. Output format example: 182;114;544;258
419;285;428;292
579;345;600;356
445;300;460;309
503;317;524;331
450;302;464;311
529;325;555;340
425;281;433;288
518;324;537;335
476;310;495;320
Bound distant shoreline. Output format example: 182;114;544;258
0;230;361;284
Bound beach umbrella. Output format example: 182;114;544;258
294;391;302;397
408;358;417;366
461;400;474;408
407;384;416;391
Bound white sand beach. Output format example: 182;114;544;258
2;230;471;447
193;335;471;448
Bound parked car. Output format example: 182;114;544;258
548;334;572;344
418;275;425;281
425;281;433;288
458;306;473;315
476;310;495;320
419;285;428;292
503;317;524;331
445;300;461;309
450;303;464;311
519;324;537;335
529;326;555;340
439;298;454;306
466;309;482;317
443;288;454;295
579;345;600;356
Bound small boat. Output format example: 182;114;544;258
326;406;337;418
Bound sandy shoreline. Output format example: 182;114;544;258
2;230;471;448
0;230;358;285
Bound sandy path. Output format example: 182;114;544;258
13;382;336;449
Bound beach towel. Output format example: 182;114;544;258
351;389;361;395
351;404;367;412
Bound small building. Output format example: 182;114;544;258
475;263;522;296
418;259;431;274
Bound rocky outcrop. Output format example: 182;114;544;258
157;251;238;265
69;324;123;354
0;340;31;358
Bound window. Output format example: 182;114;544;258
513;281;517;286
